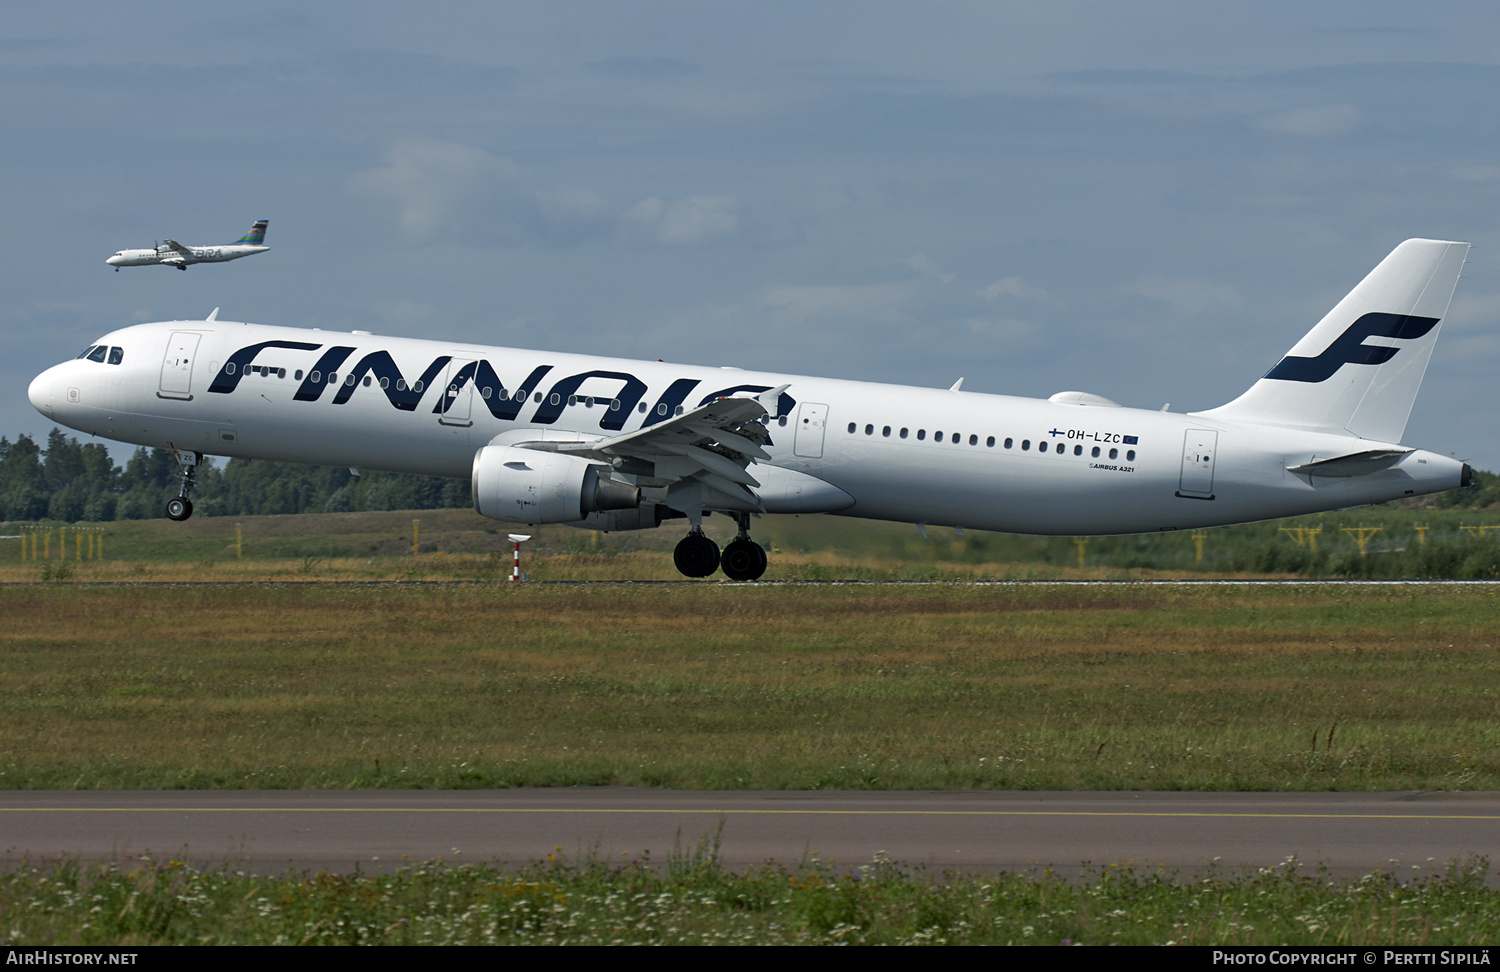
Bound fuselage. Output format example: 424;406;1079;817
105;245;269;269
27;319;1467;535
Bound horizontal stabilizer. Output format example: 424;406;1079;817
1285;448;1413;478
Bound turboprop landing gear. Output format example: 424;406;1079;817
165;448;200;521
673;529;720;578
721;514;767;581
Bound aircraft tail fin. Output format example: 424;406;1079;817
234;219;269;245
1197;239;1468;443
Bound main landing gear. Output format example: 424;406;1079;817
672;514;768;581
165;448;200;521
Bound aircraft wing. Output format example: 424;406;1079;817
547;385;786;511
159;239;190;255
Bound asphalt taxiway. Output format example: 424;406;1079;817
2;789;1496;880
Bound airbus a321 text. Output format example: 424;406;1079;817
33;239;1473;580
105;219;269;271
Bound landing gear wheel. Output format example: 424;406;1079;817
673;532;721;578
167;447;200;523
721;538;767;581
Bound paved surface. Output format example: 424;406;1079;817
2;789;1497;879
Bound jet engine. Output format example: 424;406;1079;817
472;445;640;524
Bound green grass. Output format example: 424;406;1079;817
11;502;1500;581
1;584;1496;791
2;851;1495;945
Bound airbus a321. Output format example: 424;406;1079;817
33;238;1473;580
105;220;269;271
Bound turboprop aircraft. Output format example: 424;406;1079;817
31;239;1473;580
105;220;269;271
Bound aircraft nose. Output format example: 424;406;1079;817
28;368;54;417
106;254;122;266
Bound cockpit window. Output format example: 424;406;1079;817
108;346;124;365
75;346;97;359
86;346;108;363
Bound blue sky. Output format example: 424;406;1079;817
7;2;1500;472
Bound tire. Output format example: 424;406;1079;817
673;533;721;578
165;497;193;521
721;538;767;581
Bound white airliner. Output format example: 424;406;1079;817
106;220;269;271
32;239;1473;580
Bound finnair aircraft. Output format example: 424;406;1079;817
106;220;269;271
32;239;1472;580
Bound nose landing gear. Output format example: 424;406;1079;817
165;448;200;521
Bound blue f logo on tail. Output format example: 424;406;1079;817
1264;313;1439;383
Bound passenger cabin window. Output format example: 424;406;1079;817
848;422;856;434
900;428;908;439
970;434;978;446
1108;448;1118;459
883;426;891;437
1127;450;1136;461
1004;438;1013;449
1022;439;1031;450
917;430;926;441
986;436;994;447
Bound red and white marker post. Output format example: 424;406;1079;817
507;534;531;582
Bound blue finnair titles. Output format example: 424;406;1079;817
34;239;1474;579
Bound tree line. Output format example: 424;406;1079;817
0;430;471;522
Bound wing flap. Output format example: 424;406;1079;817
520;389;781;512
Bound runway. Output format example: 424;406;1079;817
2;789;1497;880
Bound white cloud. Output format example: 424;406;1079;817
622;194;738;245
1124;274;1243;317
965;315;1043;347
1255;104;1362;137
759;281;917;321
906;253;955;284
980;275;1047;301
348;138;608;245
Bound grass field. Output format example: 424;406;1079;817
0;583;1495;791
8;501;1500;582
4;851;1497;945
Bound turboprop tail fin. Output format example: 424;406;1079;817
234;219;269;245
1197;239;1468;443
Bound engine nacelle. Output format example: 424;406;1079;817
472;445;640;524
562;504;674;532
